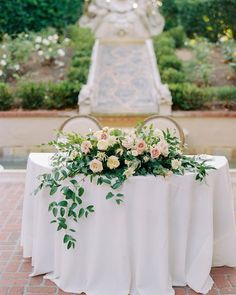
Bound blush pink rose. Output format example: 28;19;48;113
150;146;161;159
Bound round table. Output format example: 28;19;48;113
21;153;236;295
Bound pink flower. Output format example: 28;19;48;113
81;141;92;154
101;132;108;140
150;146;161;159
89;159;103;173
135;139;147;155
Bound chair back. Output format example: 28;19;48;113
143;115;185;145
59;115;102;136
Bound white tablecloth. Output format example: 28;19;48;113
21;153;236;295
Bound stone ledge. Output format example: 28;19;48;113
1;110;236;119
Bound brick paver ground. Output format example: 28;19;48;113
0;179;236;295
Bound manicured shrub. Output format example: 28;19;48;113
45;81;81;109
158;55;182;71
169;83;207;110
206;86;236;101
18;82;46;109
0;83;14;110
161;68;186;84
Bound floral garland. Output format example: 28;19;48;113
36;124;215;249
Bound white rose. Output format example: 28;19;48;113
57;49;65;57
89;159;103;173
2;54;7;59
122;137;134;149
0;60;7;66
53;34;59;41
108;136;117;146
131;150;138;157
107;156;120;170
38;50;44;56
157;139;169;157
154;128;164;139
48;35;53;41
35;36;42;43
42;38;50;46
171;159;182;170
35;44;40;50
97;140;109;151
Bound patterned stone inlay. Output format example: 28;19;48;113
92;43;158;114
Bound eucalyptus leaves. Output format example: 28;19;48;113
36;124;215;249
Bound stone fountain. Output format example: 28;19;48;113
78;0;172;115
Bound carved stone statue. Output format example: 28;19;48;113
80;0;165;39
78;0;172;115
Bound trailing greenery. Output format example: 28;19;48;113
36;124;215;249
0;0;84;36
0;83;14;110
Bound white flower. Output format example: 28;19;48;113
122;137;134;149
0;60;7;66
42;38;50;46
35;36;42;43
108;136;117;146
81;141;92;154
53;34;59;41
171;159;182;170
14;64;20;71
123;167;135;178
2;54;7;59
48;35;53;41
64;38;70;43
97;140;109;151
157;139;169;157
131;150;138;157
48;48;53;52
0;70;3;76
35;44;40;50
38;50;44;56
107;156;120;170
70;150;78;161
154;128;164;139
89;159;103;173
57;49;65;57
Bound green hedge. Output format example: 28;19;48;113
0;0;84;36
0;83;14;110
170;84;236;110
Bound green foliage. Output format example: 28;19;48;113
162;68;186;84
220;39;236;73
67;26;94;85
0;83;13;110
184;38;213;86
169;83;206;110
45;81;81;110
206;86;236;101
18;82;46;109
158;55;182;71
0;0;84;36
161;0;236;41
167;26;186;48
